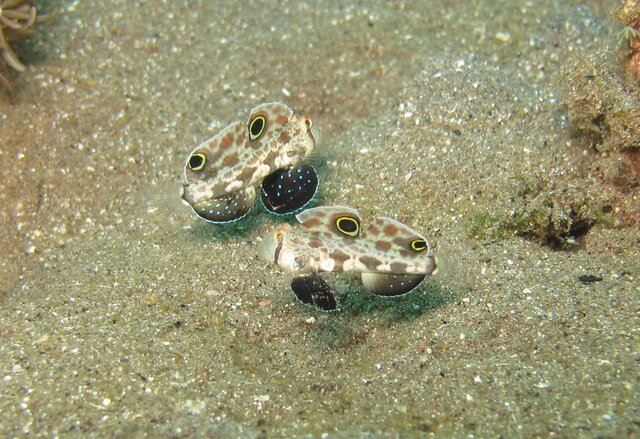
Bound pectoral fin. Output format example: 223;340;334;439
290;273;337;311
190;186;256;223
361;272;426;296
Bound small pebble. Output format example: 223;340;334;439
578;274;603;284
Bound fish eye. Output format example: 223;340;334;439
275;232;284;242
188;152;207;171
411;239;427;252
304;118;313;129
336;216;359;237
249;114;267;141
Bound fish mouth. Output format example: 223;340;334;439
180;183;190;203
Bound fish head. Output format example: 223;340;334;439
282;112;316;163
248;105;316;167
258;223;309;272
181;121;246;205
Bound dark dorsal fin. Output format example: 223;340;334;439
290;273;337;311
260;164;318;214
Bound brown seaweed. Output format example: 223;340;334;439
0;0;52;89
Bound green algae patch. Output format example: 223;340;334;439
503;186;596;249
554;49;640;227
466;182;616;249
556;50;640;153
466;212;512;241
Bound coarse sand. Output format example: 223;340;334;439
0;1;638;437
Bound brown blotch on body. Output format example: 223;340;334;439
249;135;265;149
375;240;391;252
384;224;399;235
278;131;291;145
237;166;257;183
220;132;235;149
390;262;409;273
302;218;321;228
223;153;239;167
329;249;351;270
263;150;279;168
393;245;413;258
359;255;383;270
308;238;324;248
276;115;289;125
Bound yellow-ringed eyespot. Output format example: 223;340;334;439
248;114;267;141
336;216;360;237
304;118;313;130
411;239;428;252
188;152;207;171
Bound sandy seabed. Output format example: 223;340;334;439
0;1;638;437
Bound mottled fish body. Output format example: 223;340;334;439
181;102;319;223
259;205;437;310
